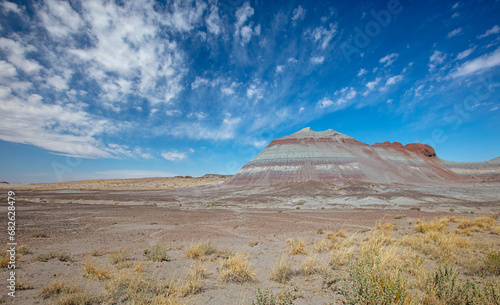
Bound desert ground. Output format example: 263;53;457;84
1;177;499;304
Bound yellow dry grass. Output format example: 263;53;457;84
219;252;255;283
287;238;308;255
300;255;320;276
269;255;293;283
82;257;111;280
186;241;232;261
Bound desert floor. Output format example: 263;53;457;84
1;178;499;304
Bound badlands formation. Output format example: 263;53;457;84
226;127;500;186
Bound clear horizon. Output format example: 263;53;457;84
1;0;499;183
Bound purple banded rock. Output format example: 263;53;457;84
225;127;500;186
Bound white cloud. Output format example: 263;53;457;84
478;25;500;39
276;65;284;73
318;98;334;108
46;75;69;91
366;77;381;91
0;60;17;79
0;38;42;75
0;86;114;158
188;112;207;120
291;5;306;22
414;84;425;97
253;140;268;147
234;2;257;45
221;87;235;95
161;150;187;161
166;0;207;32
447;27;462;38
429;50;447;71
206;4;222;35
452;12;459;18
191;77;211;89
38;0;83;38
310;23;337;49
165;110;182;116
235;1;254;28
169;116;241;141
247;84;263;99
451;47;500;78
134;147;152;159
62;0;188;106
1;1;22;14
456;47;475;60
379;53;399;67
357;68;368;77
189;148;195;153
240;25;254;44
385;75;403;86
311;56;325;64
452;2;460;9
320;87;357;108
346;87;357;99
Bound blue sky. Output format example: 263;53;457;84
0;0;499;183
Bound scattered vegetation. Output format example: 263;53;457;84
300;255;320;276
287;238;308;255
108;248;130;267
219;252;255;283
31;232;49;238
38;279;79;299
344;252;414;305
34;251;71;262
90;248;101;257
251;287;300;305
186;241;232;261
485;251;500;275
143;244;169;262
83;257;111;280
269;255;294;284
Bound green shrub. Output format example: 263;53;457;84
251;287;299;305
143;245;169;262
485;251;500;275
426;265;500;304
344;253;414;305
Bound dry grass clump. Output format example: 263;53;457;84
300;255;320;276
108;248;132;268
104;269;183;304
31;232;49;238
176;263;208;297
455;216;497;235
269;255;293;284
82;257;111;280
38;279;80;299
251;287;300;305
144;244;169;262
219;252;256;283
329;246;355;267
414;217;449;233
336;229;347;238
287;238;308;255
17;244;30;255
34;251;71;262
314;239;332;253
186;241;232;261
90;248;101;257
0;251;17;268
484;251;500;275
